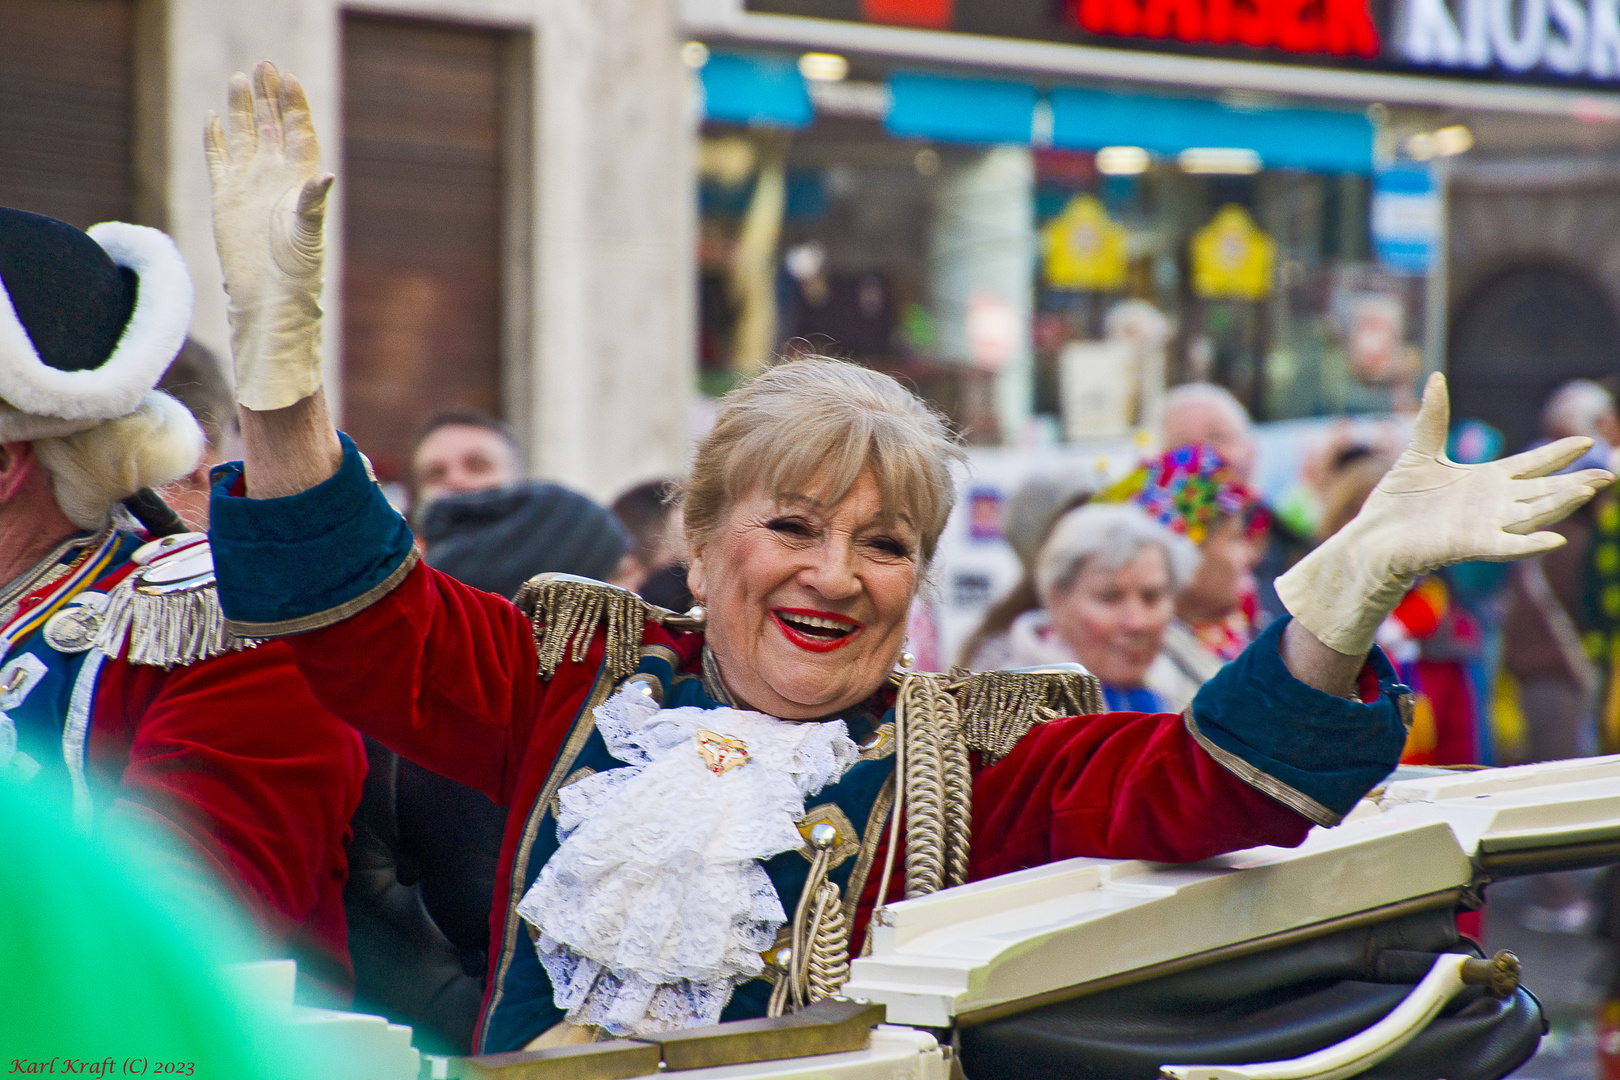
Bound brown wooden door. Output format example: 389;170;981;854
341;13;513;481
0;0;133;227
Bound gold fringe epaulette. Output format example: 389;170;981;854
951;668;1105;764
90;543;256;669
512;574;665;686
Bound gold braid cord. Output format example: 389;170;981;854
511;574;657;686
806;880;851;1000
895;673;973;897
953;669;1104;765
768;845;853;1016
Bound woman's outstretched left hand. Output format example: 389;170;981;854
1277;371;1613;658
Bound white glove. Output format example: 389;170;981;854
204;62;333;412
1277;372;1613;657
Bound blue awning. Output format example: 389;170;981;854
1050;87;1374;173
885;72;1039;145
697;54;1372;173
701;52;813;129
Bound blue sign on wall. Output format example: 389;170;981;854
885;73;1040;144
1049;88;1375;173
1371;167;1439;273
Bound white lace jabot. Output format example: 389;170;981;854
515;683;859;1036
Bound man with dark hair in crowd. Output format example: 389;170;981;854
409;410;521;511
410;410;630;596
346;407;634;1051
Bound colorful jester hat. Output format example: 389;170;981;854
1102;443;1269;545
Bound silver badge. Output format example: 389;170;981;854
135;543;214;595
43;592;108;655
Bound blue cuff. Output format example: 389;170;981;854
208;432;418;636
1186;616;1409;826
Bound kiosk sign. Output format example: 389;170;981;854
747;0;1620;88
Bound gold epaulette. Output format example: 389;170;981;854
91;537;256;669
949;667;1105;764
512;573;700;685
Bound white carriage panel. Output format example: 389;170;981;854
848;820;1470;1024
286;1006;421;1080
1377;754;1620;806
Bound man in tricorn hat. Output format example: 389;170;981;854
0;205;365;988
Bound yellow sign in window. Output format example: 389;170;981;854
1192;204;1275;300
1042;194;1129;292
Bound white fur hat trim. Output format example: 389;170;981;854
0;221;194;423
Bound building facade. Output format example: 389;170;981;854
678;0;1620;449
6;0;1620;503
1;0;697;499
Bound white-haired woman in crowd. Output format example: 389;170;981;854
972;504;1206;713
201;63;1611;1056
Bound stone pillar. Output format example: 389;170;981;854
528;0;698;500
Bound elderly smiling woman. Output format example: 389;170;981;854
203;65;1613;1056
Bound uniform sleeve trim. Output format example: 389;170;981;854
223;547;419;638
209;432;417;630
1184;706;1342;828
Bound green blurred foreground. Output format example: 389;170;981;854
0;784;345;1079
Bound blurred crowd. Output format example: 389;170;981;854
957;376;1620;774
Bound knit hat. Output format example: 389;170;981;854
421;481;632;600
1101;443;1268;545
0;207;194;442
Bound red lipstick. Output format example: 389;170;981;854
770;608;863;653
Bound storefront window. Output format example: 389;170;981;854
695;57;1426;442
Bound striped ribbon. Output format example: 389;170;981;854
0;529;121;664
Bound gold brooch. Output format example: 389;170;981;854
696;729;749;775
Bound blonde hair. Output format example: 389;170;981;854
681;358;962;563
34;391;203;529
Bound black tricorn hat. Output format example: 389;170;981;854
0;207;193;440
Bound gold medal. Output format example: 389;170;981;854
696;729;749;775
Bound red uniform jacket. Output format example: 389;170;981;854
89;640;366;985
275;562;1388;1047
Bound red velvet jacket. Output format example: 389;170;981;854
281;562;1328;1046
89;640;366;985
